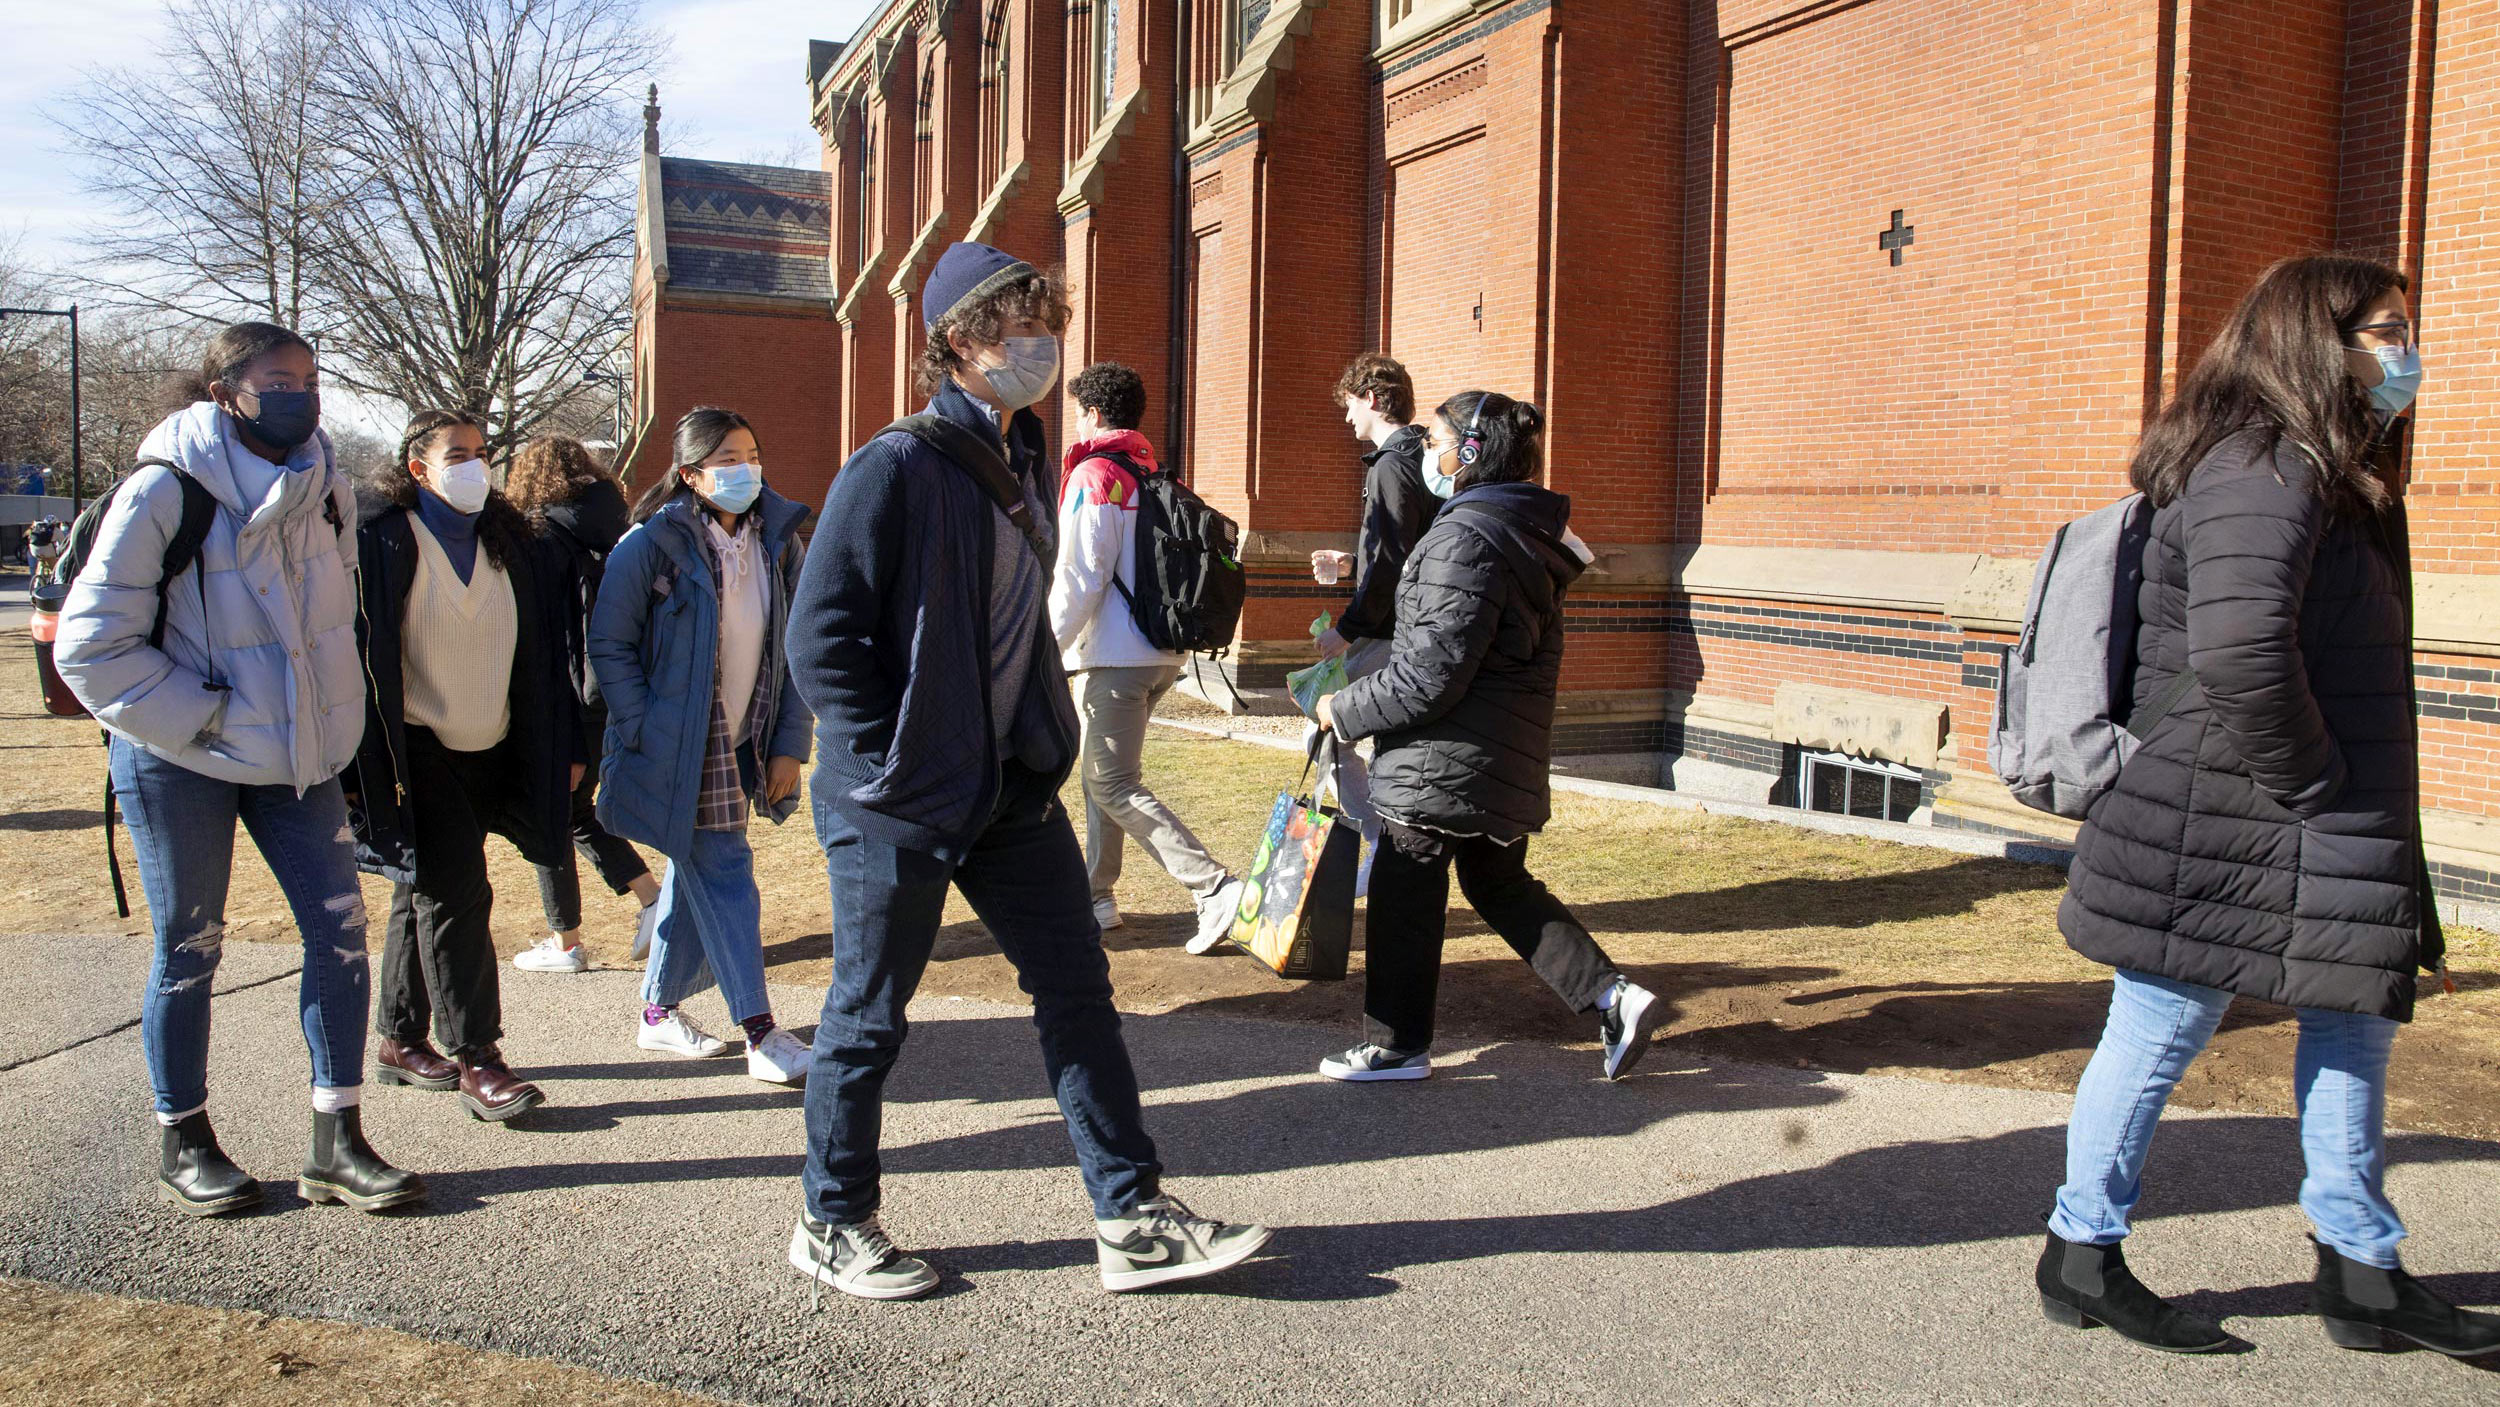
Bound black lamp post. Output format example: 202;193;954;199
0;304;81;514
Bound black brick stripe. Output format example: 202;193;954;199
2417;663;2497;685
2418;689;2500;725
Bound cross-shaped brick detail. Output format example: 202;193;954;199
1878;209;1915;267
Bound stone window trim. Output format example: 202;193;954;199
1187;0;1322;147
1374;0;1492;60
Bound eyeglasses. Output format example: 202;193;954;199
2348;319;2416;351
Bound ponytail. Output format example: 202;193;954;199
1437;390;1546;489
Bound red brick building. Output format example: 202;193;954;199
632;0;2500;914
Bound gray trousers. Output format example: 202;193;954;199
1075;664;1229;901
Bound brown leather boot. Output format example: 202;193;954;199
457;1047;546;1123
373;1038;460;1091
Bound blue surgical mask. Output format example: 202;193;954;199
1420;444;1457;499
980;336;1062;410
2349;343;2423;415
701;462;762;514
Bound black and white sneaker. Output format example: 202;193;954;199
789;1213;940;1301
1599;979;1666;1081
1318;1042;1432;1082
1096;1195;1273;1292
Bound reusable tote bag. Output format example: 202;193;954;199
1228;736;1357;980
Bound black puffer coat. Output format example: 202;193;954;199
1330;481;1584;843
2061;427;2441;1021
540;477;632;716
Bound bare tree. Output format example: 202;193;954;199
51;0;335;331
308;0;651;449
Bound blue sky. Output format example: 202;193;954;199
0;0;883;274
0;0;880;435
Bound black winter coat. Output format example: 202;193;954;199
344;492;586;885
540;477;632;717
1337;425;1437;643
1331;481;1584;842
2061;427;2441;1021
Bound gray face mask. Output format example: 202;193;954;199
980;336;1062;410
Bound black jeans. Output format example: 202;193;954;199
532;756;651;932
377;725;509;1061
802;764;1163;1223
1363;822;1620;1054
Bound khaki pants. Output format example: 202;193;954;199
1075;665;1229;902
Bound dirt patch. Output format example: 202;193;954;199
6;627;2497;1137
0;1278;729;1407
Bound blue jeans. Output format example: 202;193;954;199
2052;968;2406;1267
111;738;370;1116
802;766;1162;1223
641;827;768;1024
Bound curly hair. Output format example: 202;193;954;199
375;409;532;571
915;267;1073;396
503;435;615;522
1333;353;1414;424
1070;361;1146;431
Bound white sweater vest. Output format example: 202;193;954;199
401;518;517;753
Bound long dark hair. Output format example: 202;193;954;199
168;321;316;403
632;406;757;523
1436;390;1546;492
2130;254;2405;516
376;409;532;571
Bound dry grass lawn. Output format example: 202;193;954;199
7;625;2497;1137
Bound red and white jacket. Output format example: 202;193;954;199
1047;428;1183;672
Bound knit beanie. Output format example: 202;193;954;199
921;241;1038;331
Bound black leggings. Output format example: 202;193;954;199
533;760;651;932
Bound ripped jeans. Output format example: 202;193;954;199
110;738;371;1117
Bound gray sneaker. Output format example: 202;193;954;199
788;1213;940;1301
1318;1042;1431;1082
1096;1195;1273;1292
1188;877;1247;955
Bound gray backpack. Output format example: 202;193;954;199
1989;494;2199;819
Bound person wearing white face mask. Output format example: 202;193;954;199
588;407;814;1086
782;241;1271;1302
347;410;588;1125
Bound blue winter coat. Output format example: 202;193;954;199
589;486;813;860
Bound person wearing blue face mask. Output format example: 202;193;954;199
590;407;815;1087
2041;255;2492;1358
350;410;587;1127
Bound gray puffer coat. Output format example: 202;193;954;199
2060;426;2440;1021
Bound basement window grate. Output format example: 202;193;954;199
1800;750;1922;823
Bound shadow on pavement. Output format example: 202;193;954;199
1567;856;2071;936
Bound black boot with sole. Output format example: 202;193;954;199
299;1107;427;1212
2312;1238;2500;1357
160;1111;261;1216
2036;1228;2233;1353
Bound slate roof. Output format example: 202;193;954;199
659;157;834;302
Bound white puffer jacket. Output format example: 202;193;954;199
56;402;365;792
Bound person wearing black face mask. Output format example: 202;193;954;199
54;321;422;1216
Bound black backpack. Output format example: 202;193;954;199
1093;448;1245;657
41;458;218;648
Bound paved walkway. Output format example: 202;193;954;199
3;931;2495;1405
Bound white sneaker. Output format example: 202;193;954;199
747;1026;810;1086
512;936;585;973
1318;1043;1432;1082
1096;1195;1273;1292
637;1008;727;1058
789;1214;939;1301
1188;878;1247;956
1599;979;1667;1081
1093;895;1123;932
630;899;661;961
